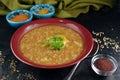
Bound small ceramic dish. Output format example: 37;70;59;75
6;10;33;28
91;54;118;76
30;4;55;18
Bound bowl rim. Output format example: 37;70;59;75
91;54;118;76
30;4;55;16
6;9;33;23
10;18;94;69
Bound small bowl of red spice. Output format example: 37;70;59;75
6;10;33;28
91;54;118;76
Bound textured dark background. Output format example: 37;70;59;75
0;1;120;80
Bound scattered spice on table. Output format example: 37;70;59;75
0;50;37;80
92;31;120;53
10;14;29;22
9;59;19;73
1;75;7;80
17;73;37;80
94;58;114;71
0;51;4;65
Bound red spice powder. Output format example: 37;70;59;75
10;14;29;22
94;58;114;71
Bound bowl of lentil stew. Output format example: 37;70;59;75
91;54;118;76
10;18;94;69
6;10;33;28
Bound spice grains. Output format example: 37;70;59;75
94;58;114;71
92;31;120;53
10;14;29;22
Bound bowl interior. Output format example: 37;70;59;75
10;18;94;69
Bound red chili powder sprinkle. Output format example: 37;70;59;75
94;58;114;71
10;14;29;22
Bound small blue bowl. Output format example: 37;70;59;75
6;10;33;28
30;4;55;18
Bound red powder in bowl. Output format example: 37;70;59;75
94;58;114;71
10;14;29;22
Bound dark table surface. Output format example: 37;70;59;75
0;3;120;80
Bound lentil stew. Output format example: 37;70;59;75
20;25;85;66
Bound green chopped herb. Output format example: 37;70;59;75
43;35;64;50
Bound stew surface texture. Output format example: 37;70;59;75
19;25;85;66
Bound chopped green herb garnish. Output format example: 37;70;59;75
43;35;65;50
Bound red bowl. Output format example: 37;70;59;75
10;18;94;69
